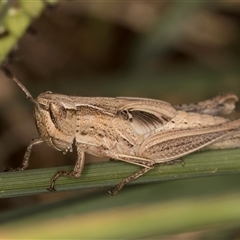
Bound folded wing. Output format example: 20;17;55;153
116;97;177;135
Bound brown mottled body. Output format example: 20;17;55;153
2;68;240;195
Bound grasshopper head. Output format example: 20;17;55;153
34;92;77;152
2;68;77;153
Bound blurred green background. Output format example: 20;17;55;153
1;1;240;238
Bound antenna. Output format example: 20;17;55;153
2;67;40;109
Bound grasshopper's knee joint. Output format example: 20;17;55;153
71;171;81;178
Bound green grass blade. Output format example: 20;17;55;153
1;148;240;198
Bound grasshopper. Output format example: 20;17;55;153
2;67;240;195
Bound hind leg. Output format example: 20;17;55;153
174;94;238;116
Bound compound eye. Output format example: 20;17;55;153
49;101;66;128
